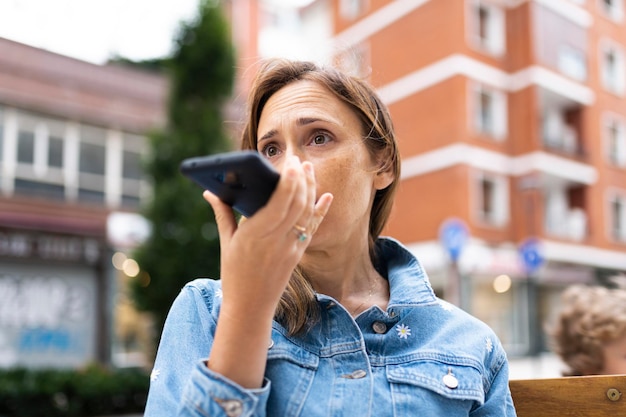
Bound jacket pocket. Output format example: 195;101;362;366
387;359;485;414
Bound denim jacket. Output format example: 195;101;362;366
145;237;517;416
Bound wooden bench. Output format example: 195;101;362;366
509;374;626;417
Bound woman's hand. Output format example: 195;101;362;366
202;155;332;388
204;155;332;315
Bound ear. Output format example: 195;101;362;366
374;167;394;191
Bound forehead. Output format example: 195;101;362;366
259;80;359;126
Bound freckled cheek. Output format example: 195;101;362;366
317;169;373;213
312;160;352;196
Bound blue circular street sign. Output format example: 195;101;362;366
439;218;469;262
519;238;544;274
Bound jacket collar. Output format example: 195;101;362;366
375;237;438;307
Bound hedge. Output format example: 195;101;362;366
0;364;149;417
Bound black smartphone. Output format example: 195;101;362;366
180;150;280;217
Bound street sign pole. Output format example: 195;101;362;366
519;238;545;356
439;218;469;308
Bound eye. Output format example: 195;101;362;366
260;143;281;158
311;132;331;146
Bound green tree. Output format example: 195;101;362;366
130;0;235;339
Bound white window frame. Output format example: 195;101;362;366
607;189;626;242
599;38;626;95
470;82;508;140
603;112;626;167
340;0;367;20
467;0;506;57
598;0;624;22
336;42;371;78
473;170;509;227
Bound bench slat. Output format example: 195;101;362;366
510;375;626;417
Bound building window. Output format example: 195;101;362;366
542;108;579;154
15;112;42;184
558;45;587;81
475;172;508;226
336;43;370;78
599;0;624;21
48;136;64;168
469;0;505;56
120;133;146;209
600;40;626;95
609;193;626;241
472;84;507;140
45;118;65;171
78;126;106;204
17;121;35;165
604;114;626;166
545;187;588;241
2;108;148;207
340;0;366;20
12;112;67;199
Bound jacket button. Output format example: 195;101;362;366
350;369;367;379
443;373;459;389
341;369;367;379
214;398;244;416
372;321;387;334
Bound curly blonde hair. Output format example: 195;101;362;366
548;281;626;376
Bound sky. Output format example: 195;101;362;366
0;0;201;64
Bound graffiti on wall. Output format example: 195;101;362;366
0;272;96;368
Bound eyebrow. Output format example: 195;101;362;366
258;117;337;143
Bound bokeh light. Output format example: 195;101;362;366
493;274;512;294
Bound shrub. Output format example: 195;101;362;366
0;364;149;417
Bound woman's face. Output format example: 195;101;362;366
256;80;393;247
600;333;626;375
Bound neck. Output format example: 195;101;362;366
300;244;389;315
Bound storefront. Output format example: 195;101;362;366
0;227;109;368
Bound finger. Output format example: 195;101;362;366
255;155;305;235
288;161;319;243
203;190;237;247
309;192;333;235
302;161;316;218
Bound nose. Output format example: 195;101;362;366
272;147;305;173
285;145;307;162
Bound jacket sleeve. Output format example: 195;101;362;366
144;281;271;417
470;346;517;417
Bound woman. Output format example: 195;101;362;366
549;281;626;376
145;59;516;416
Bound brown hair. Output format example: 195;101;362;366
548;282;626;376
240;59;401;334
